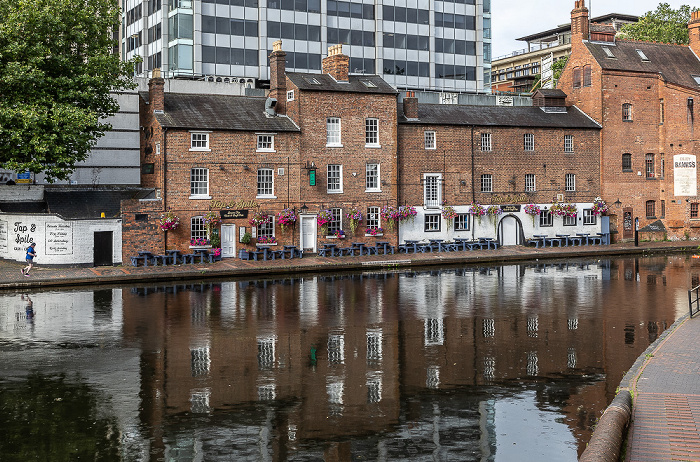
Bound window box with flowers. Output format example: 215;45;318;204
190;238;212;249
256;235;278;246
159;211;180;231
332;230;346;239
365;227;384;237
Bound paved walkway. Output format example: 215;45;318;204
0;241;694;290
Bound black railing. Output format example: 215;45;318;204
689;285;700;318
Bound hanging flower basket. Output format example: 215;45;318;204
249;211;271;228
469;202;486;224
550;201;578;218
345;207;363;234
159;211;180;231
591;197;608;216
486;205;502;233
317;209;333;236
277;208;298;232
203;211;221;233
397;205;418;224
524;203;541;226
441;205;457;230
380;205;398;231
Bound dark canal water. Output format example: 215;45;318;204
0;255;695;461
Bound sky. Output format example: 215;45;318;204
492;0;694;58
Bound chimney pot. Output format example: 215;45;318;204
322;44;349;81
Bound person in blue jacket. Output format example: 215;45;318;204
21;242;37;277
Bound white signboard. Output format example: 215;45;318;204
674;154;697;196
496;95;514;106
541;53;554;89
0;220;6;253
439;92;458;105
45;222;73;255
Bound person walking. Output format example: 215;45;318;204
21;242;37;277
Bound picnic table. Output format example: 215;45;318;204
399;239;421;253
375;241;394;255
530;234;548;248
478;237;499;250
166;249;182;264
555;234;570;246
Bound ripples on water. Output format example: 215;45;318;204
0;255;692;461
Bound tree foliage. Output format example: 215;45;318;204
619;3;698;45
0;0;136;181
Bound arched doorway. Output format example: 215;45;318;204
498;214;524;246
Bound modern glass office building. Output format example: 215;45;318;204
122;0;491;92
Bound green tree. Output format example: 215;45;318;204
0;0;136;182
619;3;698;45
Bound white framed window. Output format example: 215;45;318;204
328;334;345;364
525;174;536;192
190;216;207;240
287;89;294;101
365;118;379;147
328;208;342;235
563;215;576;226
257;134;274;152
424;131;436;150
565;173;576;192
257;168;274;198
539;210;553;227
326;117;342;146
190;168;209;198
564;135;574;153
190;347;210;377
327;164;343;193
481;174;493;193
583;209;596;225
366;163;380;191
524;133;534;151
424;214;440;231
257;216;275;239
190;132;210;151
423;174;442;208
481;132;492;151
366;206;380;229
455;214;470;231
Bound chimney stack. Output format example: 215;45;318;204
689;11;700;58
269;40;287;115
322;44;349;82
571;0;589;42
148;68;165;113
403;91;418;119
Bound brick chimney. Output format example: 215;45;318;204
148;68;164;113
571;0;589;42
322;44;349;82
403;91;418;119
269;40;287;115
689;10;700;58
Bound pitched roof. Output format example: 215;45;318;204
398;104;601;129
44;188;154;219
141;93;300;132
584;40;700;89
286;72;398;95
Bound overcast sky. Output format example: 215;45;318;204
492;0;694;58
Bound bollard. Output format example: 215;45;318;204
580;390;632;462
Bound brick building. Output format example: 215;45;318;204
559;0;700;240
397;89;603;245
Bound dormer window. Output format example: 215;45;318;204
303;76;321;85
360;80;378;88
602;46;615;58
692;75;700;86
636;49;649;62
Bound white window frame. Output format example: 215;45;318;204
327;164;343;193
366;163;380;192
190;132;210;151
565;173;576;192
481;174;493;193
583;209;596;225
525;174;536;192
326;117;342;147
481;132;492;151
256;134;275;152
190;167;210;198
563;215;576;226
190;216;207;240
423;173;442;208
524;133;534;151
287;89;294;101
539;210;553;227
328;208;342;235
424;131;436;150
365;118;380;147
564;135;574;153
257;216;275;239
257;168;275;198
366;206;380;230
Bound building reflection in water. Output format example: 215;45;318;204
0;256;692;460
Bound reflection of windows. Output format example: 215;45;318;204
426;365;440;389
483;356;495;381
328;334;345;364
583;209;596;225
190;347;210;377
366;330;383;363
327;379;344;405
527;317;538;338
568;318;578;330
482;318;495;338
424;318;444;346
257;337;276;369
366;375;382;404
567;348;577;369
527;351;538;376
190;390;211;414
258;384;276;401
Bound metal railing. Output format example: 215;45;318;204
689;285;700;318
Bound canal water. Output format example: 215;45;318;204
0;255;694;461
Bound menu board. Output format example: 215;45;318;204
45;223;73;255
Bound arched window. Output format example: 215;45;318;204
622;153;632;172
622;103;633;121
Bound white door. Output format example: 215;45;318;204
501;216;518;246
221;224;236;257
300;216;317;252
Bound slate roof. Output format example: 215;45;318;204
286;72;398;95
44;188;154;219
141;93;300;132
585;40;700;89
0;201;47;214
398;103;601;129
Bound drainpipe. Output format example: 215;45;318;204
162;127;168;251
470;126;475;202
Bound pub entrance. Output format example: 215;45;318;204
93;231;113;266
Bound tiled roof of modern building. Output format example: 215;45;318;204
585;40;700;89
398;103;601;129
516;13;638;42
141;93;301;132
286;73;398;94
